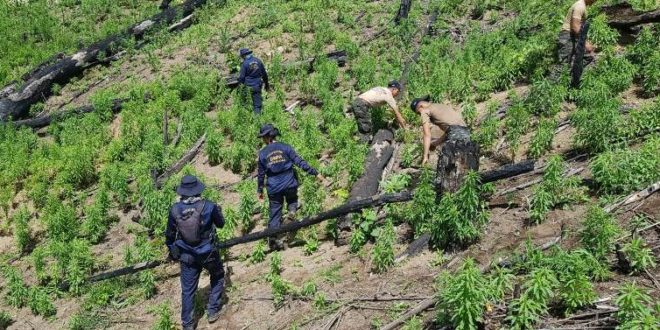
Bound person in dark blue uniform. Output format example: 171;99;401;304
165;175;225;330
256;124;324;250
238;48;269;114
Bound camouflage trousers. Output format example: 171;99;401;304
557;30;576;66
350;98;372;142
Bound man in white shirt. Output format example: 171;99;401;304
349;81;406;142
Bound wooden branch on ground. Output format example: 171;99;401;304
8;98;125;129
480;160;535;183
0;0;212;121
163;109;169;145
380;298;435;330
603;181;659;213
337;129;395;233
243;295;431;303
154;134;207;188
496;167;585;196
81;191;414;284
170;119;183;146
603;2;660;29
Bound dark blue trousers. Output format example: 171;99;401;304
267;187;299;229
251;88;263;114
179;251;224;327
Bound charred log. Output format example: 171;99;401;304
395;0;412;24
0;0;212;122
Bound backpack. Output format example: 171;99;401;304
175;201;206;246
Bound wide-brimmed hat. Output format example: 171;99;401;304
257;123;279;138
410;95;431;111
387;80;402;91
176;175;205;196
239;48;253;57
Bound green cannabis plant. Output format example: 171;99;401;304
621;237;657;274
580;206;621;262
436;258;490;330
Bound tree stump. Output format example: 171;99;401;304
395;0;412;24
435;138;480;198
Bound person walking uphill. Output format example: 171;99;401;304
557;0;596;66
238;48;270;114
256;124;324;250
165;175;225;330
350;81;406;143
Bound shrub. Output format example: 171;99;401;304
436;258;490;330
507;267;558;329
251;240;267;264
371;219;396;273
615;283;658;330
529;156;586;224
621;237;656;274
0;311;11;329
590;137;660;194
430;171;493;249
28;287;56;317
580;206;621;262
150;302;175;330
12;206;31;253
3;266;29;308
527;118;556;159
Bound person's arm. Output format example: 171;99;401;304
238;61;247;84
287;146;319;176
385;95;406;128
261;61;270;90
257;155;266;198
210;204;225;229
165;207;180;260
422;122;432;165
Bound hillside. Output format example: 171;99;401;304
0;0;659;329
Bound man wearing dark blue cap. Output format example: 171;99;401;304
256;124;324;250
349;81;406;142
165;175;226;330
238;48;270;114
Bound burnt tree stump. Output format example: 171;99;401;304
435;138;480;198
395;0;412;24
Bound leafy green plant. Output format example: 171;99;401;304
349;209;377;253
150;302;175;330
251;240;267;264
587;14;619;49
436;258;490;330
527;118;556;159
504;98;530;159
590;137;660;194
560;273;597;315
472;102;500;151
28;287;56;317
529;156;586;224
621;237;657;274
3;266;29;308
430;171;493;249
580;206;621;261
615;283;659;330
506;267;558;329
0;311;11;329
371;219;395;273
12;206;31;253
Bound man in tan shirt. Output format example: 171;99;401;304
557;0;595;65
350;81;406;142
410;96;469;165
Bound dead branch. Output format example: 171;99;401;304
603;181;660;213
154;134;207;188
603;2;660;29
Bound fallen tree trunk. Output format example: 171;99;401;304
479;160;535;183
337;129;395;236
604;181;660;213
603;2;660;29
0;0;212;122
78;191;414;285
8;99;124;129
154;134;207;188
225;50;347;88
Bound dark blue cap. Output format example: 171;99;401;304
239;48;252;57
387;80;402;90
410;95;431;111
257;123;279;138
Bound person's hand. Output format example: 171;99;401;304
167;247;180;262
258;192;264;201
586;41;595;54
421;156;429;166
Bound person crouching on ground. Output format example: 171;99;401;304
410;96;470;165
256;124;325;250
165;175;226;330
349;80;406;143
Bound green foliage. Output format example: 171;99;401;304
371;219;395;273
487;266;514;302
507;267;558;329
472;103;500;151
251;240;267;264
527;118;556;159
81;188;113;244
615;283;659;330
580;206;621;262
587;14;619;49
407;168;436;237
150;302;175;330
436;258;490;330
429;171;493;249
621;237;657;274
628;26;660;96
571;99;623;153
349;209;378;253
28;287;56;317
560;273;597;314
0;311;11;329
526;78;568;117
590;137;660;195
529;156;586;224
3;266;29;308
206;128;224;166
12;206;31;253
504;97;531;158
